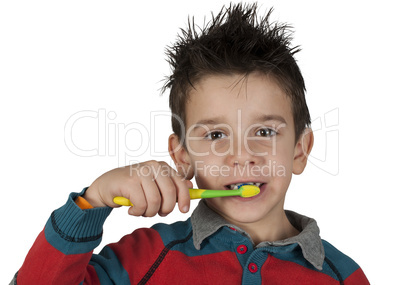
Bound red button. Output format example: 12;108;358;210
248;263;258;273
237;245;247;254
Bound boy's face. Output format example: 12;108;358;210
170;72;312;226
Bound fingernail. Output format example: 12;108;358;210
182;205;189;213
186;180;193;188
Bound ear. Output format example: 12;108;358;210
293;128;314;175
168;134;194;179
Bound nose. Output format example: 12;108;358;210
225;137;264;167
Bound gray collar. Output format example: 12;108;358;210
191;200;325;270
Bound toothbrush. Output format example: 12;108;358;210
113;184;260;207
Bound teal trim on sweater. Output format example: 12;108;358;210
45;189;112;255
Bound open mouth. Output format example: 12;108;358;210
225;182;264;190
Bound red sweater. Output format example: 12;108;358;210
13;191;370;284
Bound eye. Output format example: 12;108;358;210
205;131;227;140
255;128;277;137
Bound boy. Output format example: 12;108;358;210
12;3;369;284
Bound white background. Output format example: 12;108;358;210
1;1;400;284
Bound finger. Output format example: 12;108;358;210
126;188;147;216
141;177;162;217
153;171;177;217
171;171;192;213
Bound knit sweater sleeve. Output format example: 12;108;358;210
14;189;113;284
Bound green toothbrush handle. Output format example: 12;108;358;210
192;189;241;199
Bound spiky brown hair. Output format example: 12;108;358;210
162;3;311;143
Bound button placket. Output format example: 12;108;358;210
241;248;268;283
234;240;253;268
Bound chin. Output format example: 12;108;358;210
207;198;272;224
229;212;266;224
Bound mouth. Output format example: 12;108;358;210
224;182;265;190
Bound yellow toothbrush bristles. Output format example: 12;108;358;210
240;185;260;197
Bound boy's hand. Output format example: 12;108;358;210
83;161;193;217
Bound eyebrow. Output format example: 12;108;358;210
194;118;225;126
192;114;287;129
191;118;227;132
256;114;287;125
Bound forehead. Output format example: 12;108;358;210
185;72;294;127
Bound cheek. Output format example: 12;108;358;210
187;139;232;158
266;145;294;178
190;156;225;186
194;176;210;189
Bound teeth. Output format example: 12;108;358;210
228;182;262;190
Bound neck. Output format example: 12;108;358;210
238;210;300;244
213;203;300;245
